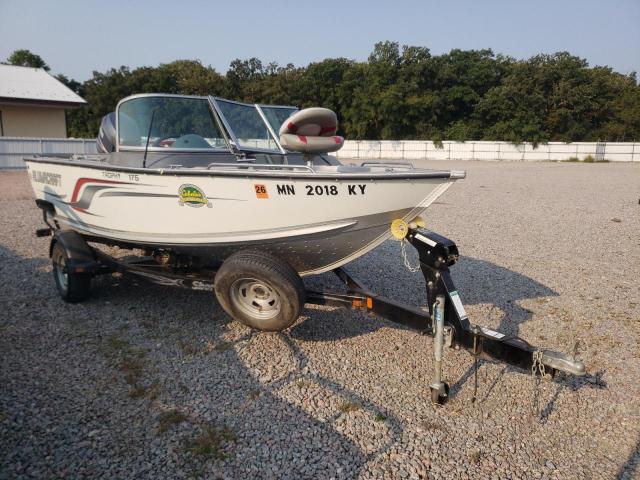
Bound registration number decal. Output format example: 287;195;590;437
254;184;269;199
275;184;367;196
306;185;338;196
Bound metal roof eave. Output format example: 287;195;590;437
0;96;87;108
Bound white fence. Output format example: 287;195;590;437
0;137;98;169
1;137;638;169
336;140;640;162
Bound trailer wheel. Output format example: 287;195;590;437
52;242;92;303
430;382;450;406
214;250;305;331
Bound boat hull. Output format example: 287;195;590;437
25;159;457;275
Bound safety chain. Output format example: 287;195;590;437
471;326;483;404
400;239;421;272
531;349;546;416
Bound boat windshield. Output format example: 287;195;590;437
117;96;227;150
211;98;297;153
259;105;299;135
116;94;298;154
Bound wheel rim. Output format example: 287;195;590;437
230;278;281;320
54;255;68;291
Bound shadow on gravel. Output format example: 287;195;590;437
295;251;607;419
1;244;395;478
0;240;607;477
453;256;558;336
295;255;559;343
616;434;640;480
443;257;607;410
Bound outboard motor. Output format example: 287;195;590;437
97;112;116;153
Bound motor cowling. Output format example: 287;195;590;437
97;112;116;153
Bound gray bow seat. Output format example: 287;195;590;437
279;107;344;154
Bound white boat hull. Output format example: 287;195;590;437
26;159;458;275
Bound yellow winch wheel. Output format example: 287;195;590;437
390;219;409;240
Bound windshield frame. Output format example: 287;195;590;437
115;93;234;154
209;97;298;155
114;93;299;156
256;103;299;151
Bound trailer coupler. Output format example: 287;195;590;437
306;227;585;404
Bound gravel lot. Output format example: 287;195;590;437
1;161;639;479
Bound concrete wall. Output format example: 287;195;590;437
0;104;67;138
335;140;640;162
0;137;98;169
1;137;639;169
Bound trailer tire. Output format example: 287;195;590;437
52;242;92;303
214;250;305;331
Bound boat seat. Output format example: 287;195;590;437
171;134;211;148
279;107;344;154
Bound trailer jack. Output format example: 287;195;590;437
306;227;586;405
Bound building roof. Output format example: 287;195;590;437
0;64;86;106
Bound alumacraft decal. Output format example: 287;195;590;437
31;170;61;186
178;184;212;208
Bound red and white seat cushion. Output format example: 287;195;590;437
279;107;344;154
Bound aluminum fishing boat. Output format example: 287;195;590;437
25;94;464;276
25;94;588;392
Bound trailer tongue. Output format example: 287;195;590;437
306;227;586;405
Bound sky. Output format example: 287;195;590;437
0;0;638;81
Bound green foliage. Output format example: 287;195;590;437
581;154;608;163
184;423;236;459
19;44;634;142
157;409;188;434
66;60;226;137
337;400;361;413
5;49;50;70
56;74;81;93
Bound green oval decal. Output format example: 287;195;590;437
178;184;208;208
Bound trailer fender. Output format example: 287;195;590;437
50;231;98;274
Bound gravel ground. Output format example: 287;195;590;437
0;162;639;479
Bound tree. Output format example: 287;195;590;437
225;58;265;100
61;42;640;142
6;49;50;70
56;74;81;93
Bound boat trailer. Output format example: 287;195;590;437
40;225;586;405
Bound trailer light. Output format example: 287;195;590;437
353;297;373;309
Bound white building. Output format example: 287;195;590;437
0;64;86;138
